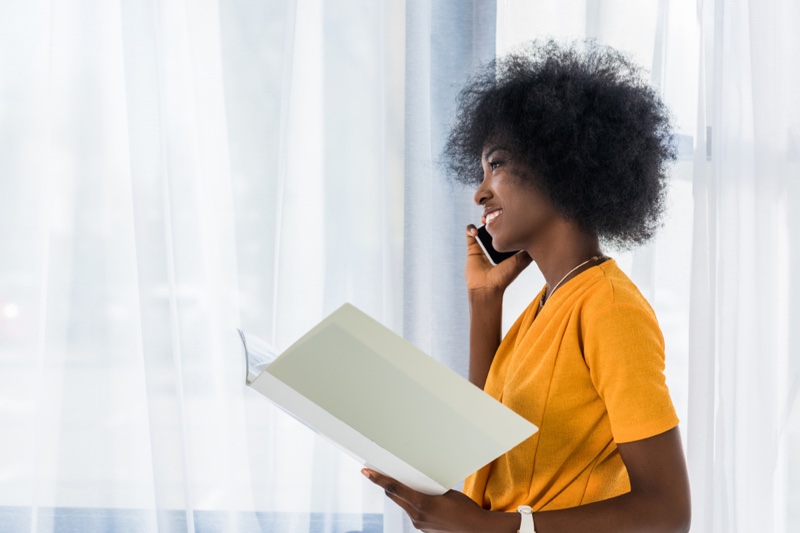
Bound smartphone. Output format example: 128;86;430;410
475;225;520;265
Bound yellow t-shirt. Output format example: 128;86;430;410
463;259;679;511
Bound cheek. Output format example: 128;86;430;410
505;200;555;240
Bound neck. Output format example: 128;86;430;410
526;226;603;295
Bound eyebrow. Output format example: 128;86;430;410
482;145;507;160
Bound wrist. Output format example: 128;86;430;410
479;510;521;533
468;287;504;306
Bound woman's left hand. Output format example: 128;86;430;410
361;469;497;533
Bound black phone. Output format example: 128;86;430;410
475;225;520;265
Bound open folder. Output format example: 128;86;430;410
239;303;537;495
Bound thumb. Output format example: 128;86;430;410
513;250;533;269
502;250;533;278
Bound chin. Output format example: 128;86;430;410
489;228;519;253
492;238;513;253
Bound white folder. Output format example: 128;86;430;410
240;303;537;495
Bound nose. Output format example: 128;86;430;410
473;173;492;205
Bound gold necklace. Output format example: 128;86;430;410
539;255;602;308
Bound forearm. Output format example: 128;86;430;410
479;489;690;533
364;430;689;533
468;288;504;389
534;490;689;533
477;428;691;533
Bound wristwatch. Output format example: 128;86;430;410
517;505;535;533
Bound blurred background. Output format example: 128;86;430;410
0;0;798;531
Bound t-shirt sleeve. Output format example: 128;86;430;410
584;302;679;443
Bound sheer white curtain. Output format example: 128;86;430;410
499;0;800;531
689;0;800;530
395;6;496;531
1;0;404;531
0;0;495;532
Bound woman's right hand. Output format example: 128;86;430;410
465;225;532;296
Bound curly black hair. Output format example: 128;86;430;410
443;40;676;248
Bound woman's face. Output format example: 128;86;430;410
474;144;563;254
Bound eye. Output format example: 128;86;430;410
488;160;502;170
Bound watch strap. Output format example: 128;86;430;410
517;505;535;533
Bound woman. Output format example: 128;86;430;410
363;40;691;532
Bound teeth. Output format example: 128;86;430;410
486;210;502;222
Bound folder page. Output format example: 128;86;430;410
241;303;537;495
238;329;278;384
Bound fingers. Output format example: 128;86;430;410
513;250;533;269
363;469;488;532
362;469;428;522
363;468;437;516
465;225;488;259
365;469;449;532
361;469;417;504
497;250;532;281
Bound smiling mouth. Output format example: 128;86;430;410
485;209;503;224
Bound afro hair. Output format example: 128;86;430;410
443;40;676;249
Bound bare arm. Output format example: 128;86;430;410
363;426;691;533
464;225;532;388
468;289;503;388
530;427;691;532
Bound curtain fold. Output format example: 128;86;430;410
403;0;496;378
687;0;800;530
1;0;394;531
396;2;497;530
